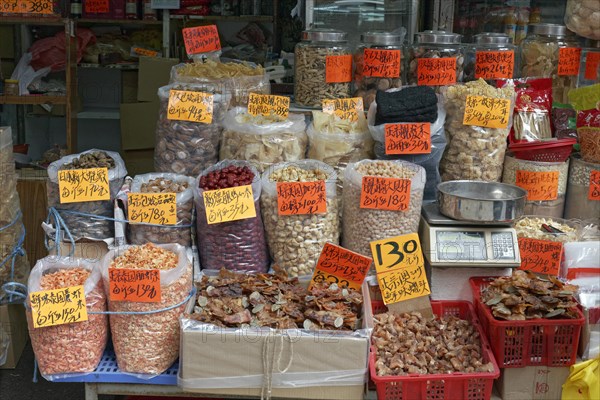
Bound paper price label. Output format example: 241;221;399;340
558;47;582;76
518;238;563;276
132;47;159;57
167;90;213;124
322;97;364;122
277;181;327;215
84;0;109;13
363;49;401;78
128;193;177;225
109;268;161;302
360;176;411;212
475;51;515;80
309;243;372;291
515;170;559;201
463;95;511;129
30;286;88;328
417;58;457;86
202;185;256;224
325;55;352;83
58;168;110;204
585;52;600;81
589;170;600;201
247;93;290;119
0;0;54;14
384;123;431;155
182;25;221;55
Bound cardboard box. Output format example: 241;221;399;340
121;70;139;103
122;149;155;175
137;57;179;102
47;239;109;263
0;304;28;369
496;366;571;400
120;101;159;150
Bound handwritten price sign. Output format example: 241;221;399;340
182;25;221;56
385;123;431;155
247;93;290;119
84;0;109;13
309;243;372;290
589;170;600;201
518;238;563;276
360;176;411;212
363;49;401;78
0;0;54;14
475;51;515;80
202;185;256;224
585;52;600;81
128;193;177;225
515;170;559;201
558;47;582;76
463;95;511;129
322;97;364;122
58;168;110;204
325;55;352;83
277;181;327;215
417;58;457;86
167;90;214;124
109;268;161;302
30;286;88;328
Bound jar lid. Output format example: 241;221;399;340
474;32;513;45
301;29;348;42
361;31;403;46
530;23;572;37
415;30;461;44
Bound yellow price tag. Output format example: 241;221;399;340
322;97;364;122
30;285;88;328
247;93;290;119
128;193;177;225
58;167;110;204
463;95;511;129
167;90;214;124
202;185;256;224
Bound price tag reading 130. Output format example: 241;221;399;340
202;185;256;224
58;167;110;204
30;286;88;328
167;90;214;124
128;193;177;225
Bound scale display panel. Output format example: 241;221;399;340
436;231;487;261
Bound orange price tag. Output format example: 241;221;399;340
109;268;161;303
360;176;411;212
325;55;352;83
322;97;364;122
515;170;559;201
132;47;159;57
463;95;511;129
84;0;109;13
309;243;372;291
589;170;600;201
182;25;221;56
585;52;600;81
277;181;327;215
417;58;457;86
384;123;431;155
475;51;515;80
558;47;582;76
0;0;54;14
363;49;401;78
518;238;563;276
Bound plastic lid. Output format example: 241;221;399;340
301;29;348;42
530;23;572;37
474;32;513;45
361;31;403;46
415;30;461;44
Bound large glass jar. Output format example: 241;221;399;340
520;24;581;104
354;31;405;109
294;29;352;108
407;31;463;91
464;33;518;83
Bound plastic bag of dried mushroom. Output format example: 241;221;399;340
47;149;127;240
128;173;195;247
26;257;108;381
194;160;269;273
102;243;192;377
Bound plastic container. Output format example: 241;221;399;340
565;0;600;40
469;277;584;368
564;154;600;219
464;33;518;82
294;29;352;107
370;300;500;400
508;139;576;163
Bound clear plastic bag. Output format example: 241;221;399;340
155;84;230;177
219;107;308;173
565;154;600;220
194;160;269;273
128;173;195;247
261;160;340;277
565;0;600;40
26;257;108;381
47;149;127;240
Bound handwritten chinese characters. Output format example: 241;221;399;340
325;55;352;83
360;176;411;211
167;90;214;124
247;93;290;119
309;243;372;290
277;181;327;215
128;193;177;225
515;170;559;201
0;0;54;14
109;268;161;302
518;238;563;276
202;184;256;224
322;97;364;122
590;170;600;201
182;25;221;55
417;58;457;86
363;49;401;78
475;51;515;80
30;285;88;328
58;167;110;204
558;47;582;76
463;95;511;129
385;122;432;155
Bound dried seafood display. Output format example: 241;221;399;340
514;216;579;242
480;271;580;320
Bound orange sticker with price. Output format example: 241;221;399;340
247;93;290;119
108;268;161;303
325;55;352;83
167;90;213;124
363;49;401;78
322;97;364;122
84;0;109;13
0;0;54;14
309;243;372;291
360;176;411;211
558;47;582;76
128;193;177;225
417;58;457;86
463;95;511;129
515;170;559;201
277;181;327;216
518;238;563;276
385;122;431;155
585;52;600;81
589;170;600;201
475;51;515;80
182;25;221;55
132;47;159;58
58;168;110;204
29;285;88;328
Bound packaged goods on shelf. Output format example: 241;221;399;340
565;154;600;219
565;0;600;40
576;109;600;164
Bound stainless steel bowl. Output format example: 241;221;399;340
437;180;527;223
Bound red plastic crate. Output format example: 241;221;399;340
469;277;584;368
370;301;500;400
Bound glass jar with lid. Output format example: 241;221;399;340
407;31;463;91
353;31;405;109
294;29;352;108
464;33;518;82
520;23;581;104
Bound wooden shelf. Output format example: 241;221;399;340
0;16;66;25
170;15;274;22
0;95;67;105
76;18;162;25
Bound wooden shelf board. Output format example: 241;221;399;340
0;95;67;105
170;15;274;22
76;18;162;25
0;16;66;25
